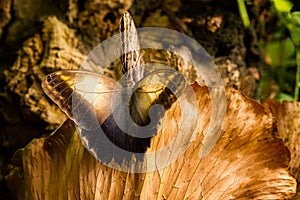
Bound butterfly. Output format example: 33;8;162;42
42;11;186;163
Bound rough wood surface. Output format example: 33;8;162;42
0;0;10;38
6;84;297;199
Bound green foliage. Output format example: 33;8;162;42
236;0;299;101
273;0;293;12
263;38;296;97
271;0;300;101
276;92;294;102
265;38;295;67
237;0;250;27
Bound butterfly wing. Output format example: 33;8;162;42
120;11;144;83
129;68;186;127
42;70;121;130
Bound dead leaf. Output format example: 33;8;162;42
6;84;297;199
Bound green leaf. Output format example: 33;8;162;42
284;12;300;47
273;0;293;13
275;92;294;102
264;38;295;67
237;0;250;27
291;12;300;24
289;27;300;47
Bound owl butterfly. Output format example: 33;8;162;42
42;11;186;163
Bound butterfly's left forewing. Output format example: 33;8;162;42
42;70;121;130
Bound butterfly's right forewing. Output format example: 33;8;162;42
129;68;186;127
120;11;144;83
